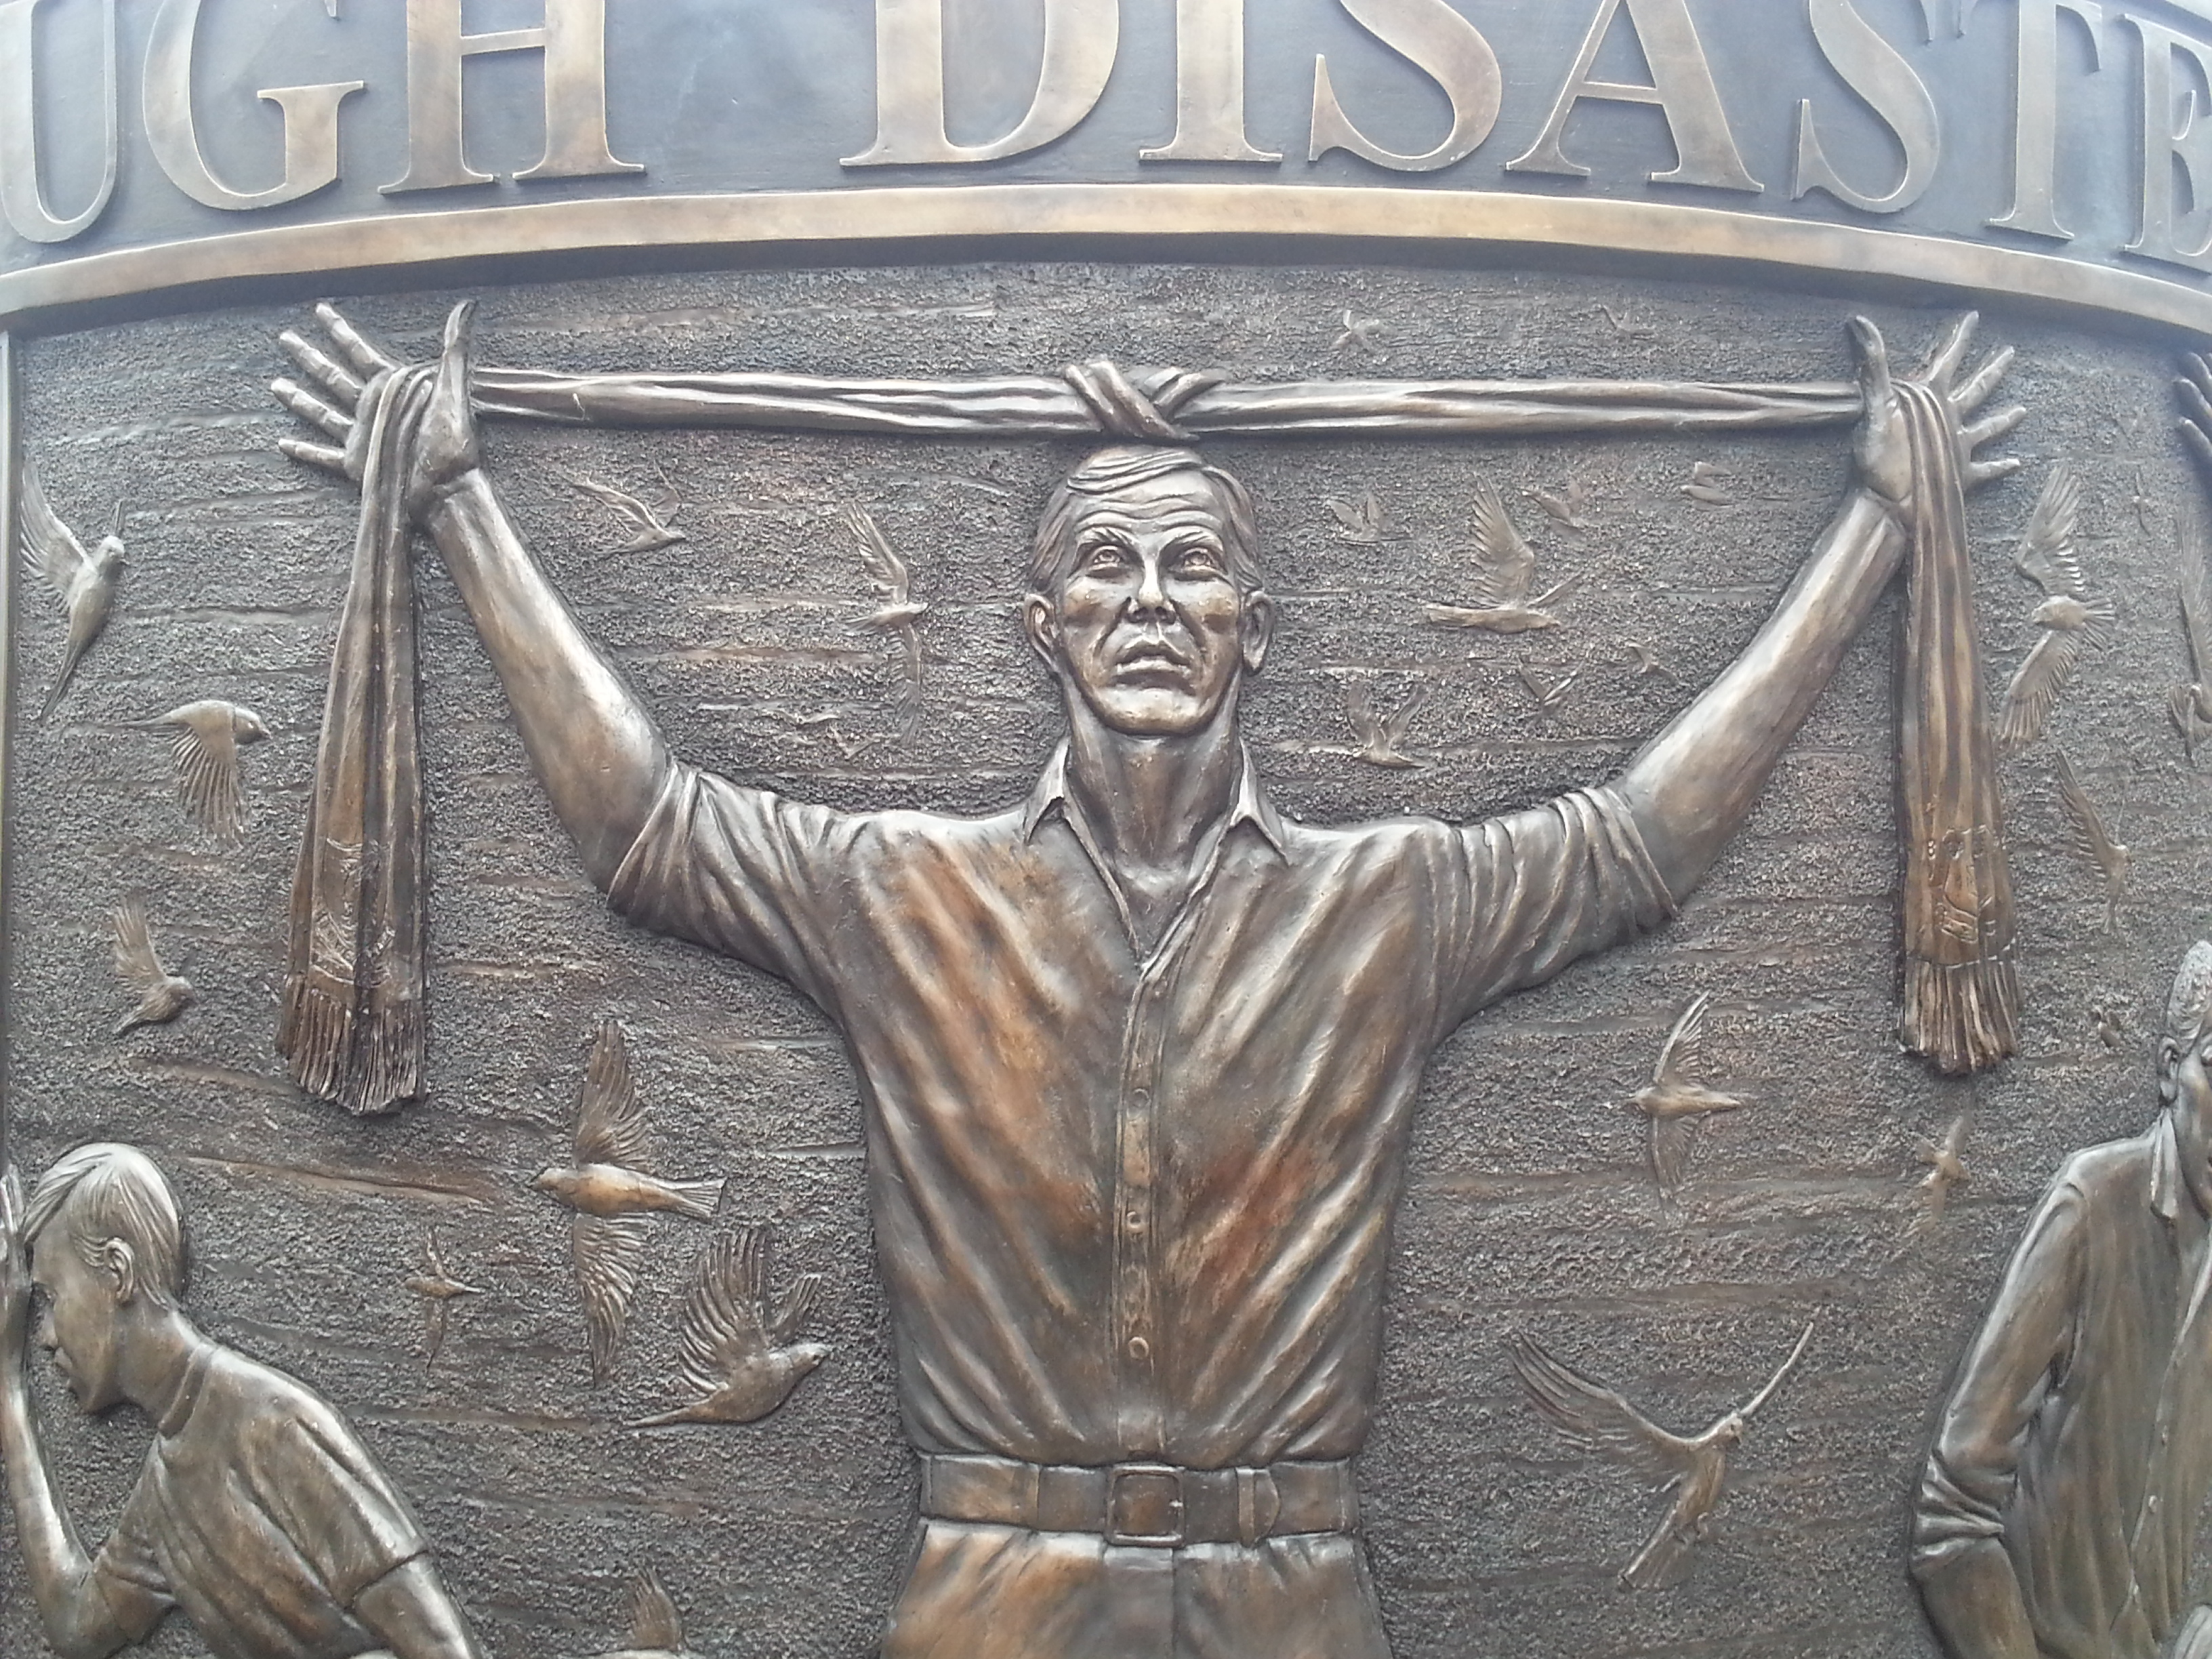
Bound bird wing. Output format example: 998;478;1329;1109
1648;1114;1699;1198
1942;1113;1971;1160
844;506;911;604
674;1226;771;1396
1344;680;1382;745
2012;466;2085;599
423;1228;448;1280
626;1570;684;1653
112;895;169;992
1652;994;1711;1088
17;457;91;604
769;1271;822;1348
574;1019;650;1166
1738;1319;1818;1420
1467;482;1537;608
1382;681;1429;747
573;1212;650;1385
1998;627;2093;751
572;476;661;536
1621;1475;1715;1591
2186;575;2212;686
171;717;243;842
1508;1334;1701;1483
2052;750;2118;874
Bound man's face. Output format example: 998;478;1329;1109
28;1229;125;1413
1027;470;1272;739
2175;1034;2212;1210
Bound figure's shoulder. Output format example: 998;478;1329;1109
192;1345;369;1458
2051;1126;2162;1207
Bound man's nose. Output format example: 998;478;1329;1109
36;1309;56;1351
1131;552;1171;615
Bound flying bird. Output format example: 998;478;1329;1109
1516;665;1580;716
2052;749;2130;937
844;506;928;738
1620;640;1675;681
1998;466;2110;750
404;1229;483;1368
1342;678;1427;771
1326;491;1394;544
531;1019;726;1385
571;473;686;556
1681;462;1735;507
2171;565;2212;764
111;894;193;1037
127;700;270;845
1599;303;1654;340
1912;1113;1972;1230
1509;1319;1818;1591
1530;476;1594;532
1331;310;1385;354
2092;1002;2129;1052
632;1223;830;1428
19;457;125;721
588;1570;693;1659
1628;994;1747;1202
1423;483;1576;634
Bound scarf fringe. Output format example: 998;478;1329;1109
1901;956;2020;1076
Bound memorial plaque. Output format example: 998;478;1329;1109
1;5;2211;1658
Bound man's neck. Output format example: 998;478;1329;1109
119;1307;205;1428
1061;699;1243;931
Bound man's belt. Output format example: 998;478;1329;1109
917;1454;1357;1547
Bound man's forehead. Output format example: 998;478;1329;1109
1065;471;1228;533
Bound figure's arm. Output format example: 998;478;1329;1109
1908;1178;2087;1659
0;1172;131;1659
273;303;670;888
354;1558;484;1659
1614;316;2022;901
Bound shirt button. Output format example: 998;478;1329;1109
1132;1088;1152;1107
1126;1212;1145;1233
1128;1336;1151;1361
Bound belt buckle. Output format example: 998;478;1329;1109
1105;1463;1187;1547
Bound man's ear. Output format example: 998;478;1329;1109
1023;593;1061;675
2160;1036;2184;1107
1240;589;1276;674
96;1240;138;1307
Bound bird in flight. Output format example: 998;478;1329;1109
1627;994;1746;1204
1325;490;1395;545
1620;640;1675;682
1423;483;1576;634
588;1570;693;1659
127;700;270;846
632;1223;830;1428
1341;677;1427;771
845;506;929;739
19;457;125;722
1509;1319;1818;1591
2052;749;2131;937
2171;558;2212;765
1516;665;1580;716
1912;1113;1971;1232
531;1019;726;1385
1529;476;1594;532
111;894;194;1037
1681;461;1736;507
1331;310;1385;354
1998;466;2110;751
404;1229;483;1369
571;472;687;556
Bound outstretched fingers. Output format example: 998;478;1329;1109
1961;403;2027;453
2184;351;2212;407
315;301;401;377
1949;344;2015;415
271;377;353;441
1849;315;1894;406
279;436;350;476
279;328;365;407
1919;312;1980;394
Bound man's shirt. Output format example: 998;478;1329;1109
613;745;1669;1469
1913;1115;2212;1659
92;1340;428;1659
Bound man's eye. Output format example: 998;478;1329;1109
1172;548;1227;577
1080;543;1130;570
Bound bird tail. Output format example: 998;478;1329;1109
628;1404;703;1429
665;1176;724;1222
1621;1523;1698;1591
39;668;74;723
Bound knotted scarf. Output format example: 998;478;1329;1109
277;367;433;1116
1896;380;2018;1075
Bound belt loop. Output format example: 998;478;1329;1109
918;1454;936;1516
1257;1467;1282;1539
1237;1468;1258;1547
1023;1460;1043;1530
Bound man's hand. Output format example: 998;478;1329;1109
272;301;483;517
0;1165;32;1361
1851;313;2023;515
2177;355;2212;486
2170;1605;2212;1659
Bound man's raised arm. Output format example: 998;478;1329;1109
1614;316;2021;901
273;303;670;888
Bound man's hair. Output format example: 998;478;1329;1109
2171;943;2212;1050
1028;445;1264;596
22;1145;186;1308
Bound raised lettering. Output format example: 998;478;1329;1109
1309;0;1502;172
1505;0;1763;193
0;0;117;245
384;0;640;194
1144;0;1280;163
1793;0;1942;214
146;0;362;211
2123;15;2212;272
844;0;1118;167
1963;0;2102;241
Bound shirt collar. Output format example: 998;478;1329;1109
1022;742;1287;859
2153;1110;2212;1225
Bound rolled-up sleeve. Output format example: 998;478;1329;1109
1911;1181;2087;1574
1441;785;1675;1029
607;764;865;1012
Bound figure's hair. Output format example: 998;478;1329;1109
23;1145;186;1308
2170;943;2212;1050
1028;446;1264;596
